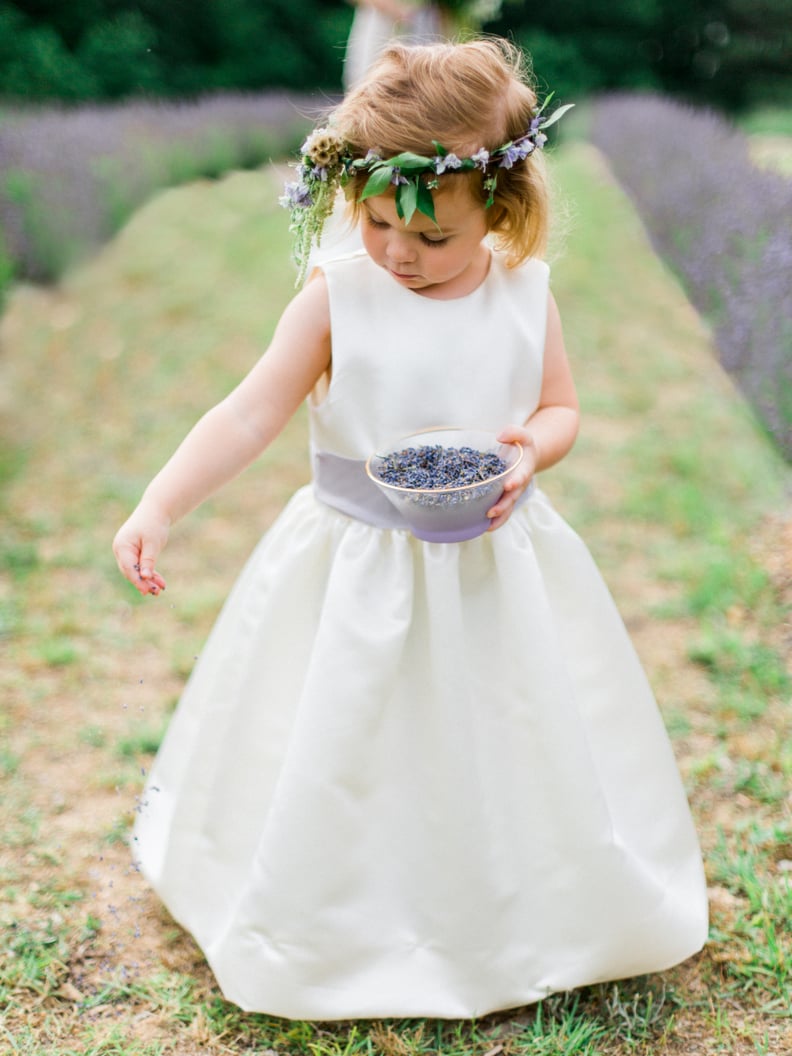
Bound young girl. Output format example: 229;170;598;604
113;39;708;1020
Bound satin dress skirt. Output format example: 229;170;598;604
133;485;708;1019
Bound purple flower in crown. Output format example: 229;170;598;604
390;168;409;186
470;148;490;171
498;142;527;168
433;153;463;174
279;180;313;209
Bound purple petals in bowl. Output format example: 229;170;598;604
366;428;523;542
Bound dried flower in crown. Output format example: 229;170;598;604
301;128;345;170
280;97;574;284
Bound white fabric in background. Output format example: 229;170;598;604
343;2;445;91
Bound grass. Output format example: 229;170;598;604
0;147;790;1053
115;722;168;759
688;628;790;721
708;824;792;1010
748;134;792;177
739;107;792;136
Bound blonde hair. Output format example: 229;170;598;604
329;38;551;265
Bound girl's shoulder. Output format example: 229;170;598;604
493;251;550;282
318;251;386;301
490;252;551;300
318;249;371;278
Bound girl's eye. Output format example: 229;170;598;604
366;215;388;229
421;235;448;247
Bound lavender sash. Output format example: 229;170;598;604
312;450;535;531
313;451;408;529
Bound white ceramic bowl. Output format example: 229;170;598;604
366;427;523;543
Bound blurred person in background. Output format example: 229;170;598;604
343;0;499;90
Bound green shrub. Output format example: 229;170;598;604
0;227;13;308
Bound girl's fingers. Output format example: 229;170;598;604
496;425;529;446
486;424;539;530
135;553;166;595
131;563;166;595
487;506;511;531
486;487;519;524
486;466;534;527
138;543;160;581
114;536;166;596
148;570;167;593
135;564;166;594
114;540;142;582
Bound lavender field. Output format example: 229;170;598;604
1;90;790;464
590;94;792;459
0;92;319;288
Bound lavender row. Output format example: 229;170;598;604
0;93;318;285
589;93;792;459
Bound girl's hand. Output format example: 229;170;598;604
112;502;170;596
486;425;539;531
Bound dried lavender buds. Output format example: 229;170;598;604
375;445;508;490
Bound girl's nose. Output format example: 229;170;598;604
386;231;416;264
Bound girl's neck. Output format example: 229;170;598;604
412;244;492;301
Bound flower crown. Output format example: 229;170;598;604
280;96;574;284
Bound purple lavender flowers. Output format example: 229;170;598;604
590;93;792;458
0;93;314;283
375;445;508;490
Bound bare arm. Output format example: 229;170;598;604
487;291;580;529
113;275;332;594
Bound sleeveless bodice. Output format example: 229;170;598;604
310;250;549;460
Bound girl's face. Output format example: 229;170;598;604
360;178;490;299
